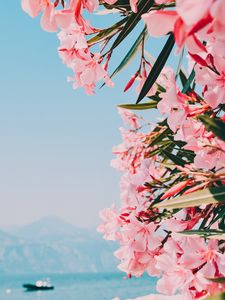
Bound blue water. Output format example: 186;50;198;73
0;273;156;300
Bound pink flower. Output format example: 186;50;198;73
97;205;122;240
129;218;162;251
132;294;189;300
21;0;42;18
129;0;138;13
22;0;57;32
113;215;163;277
195;57;225;109
209;0;225;40
83;0;99;13
156;268;194;295
67;51;113;94
104;0;138;13
104;0;117;5
157;69;179;114
40;2;57;32
176;0;213;28
142;11;178;38
54;9;74;29
20;0;225;296
111;128;147;174
156;70;190;133
58;23;87;53
118;107;141;130
142;0;213;49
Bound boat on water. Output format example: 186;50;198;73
23;280;54;291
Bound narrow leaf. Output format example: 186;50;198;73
149;147;162;157
149;94;162;101
155;186;225;209
179;69;188;88
177;229;225;240
182;68;195;93
136;34;175;104
118;101;158;110
111;28;147;78
207;277;225;284
162;149;187;166
199;115;225;142
149;127;171;147
110;0;154;51
204;293;225;300
87;18;128;45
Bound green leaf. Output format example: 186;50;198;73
161;149;187;166
207;278;225;284
176;149;195;162
204;293;225;300
87;18;128;45
148;147;162;157
136;34;175;104
148;94;162;101
177;229;225;240
179;69;188;88
155;186;225;210
149;127;171;147
182;68;195;93
208;206;225;228
110;0;154;51
199;115;225;142
110;28;147;78
118;100;157;110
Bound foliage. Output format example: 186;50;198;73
22;0;225;299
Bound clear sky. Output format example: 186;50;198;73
0;2;176;228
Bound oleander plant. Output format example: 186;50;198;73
22;0;225;299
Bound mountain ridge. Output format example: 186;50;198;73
0;216;118;274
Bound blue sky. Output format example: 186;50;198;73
0;2;178;228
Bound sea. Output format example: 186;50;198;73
0;273;157;300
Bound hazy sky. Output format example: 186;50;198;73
0;2;176;228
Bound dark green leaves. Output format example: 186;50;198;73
207;278;225;284
179;69;188;88
118;100;157;110
177;229;225;240
155;186;225;209
204;293;225;300
87;18;128;45
136;34;175;103
110;0;154;51
199;115;225;142
149;127;171;147
182;68;195;93
161;149;187;167
110;28;147;78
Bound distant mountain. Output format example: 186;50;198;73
0;216;118;274
10;216;97;243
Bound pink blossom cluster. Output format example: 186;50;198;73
142;0;225;113
141;0;225;171
20;0;177;94
21;0;115;94
98;106;225;299
142;0;225;52
21;1;225;299
157;69;225;171
98;1;225;296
